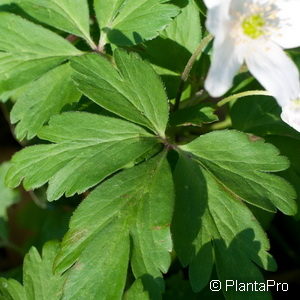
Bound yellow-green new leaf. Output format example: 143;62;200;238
6;112;159;201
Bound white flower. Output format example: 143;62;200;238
281;99;300;131
203;0;300;131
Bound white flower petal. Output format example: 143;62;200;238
205;0;231;41
245;42;300;106
203;0;223;9
281;101;300;132
230;0;254;13
272;0;300;48
205;37;243;98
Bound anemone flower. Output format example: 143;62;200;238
204;0;300;131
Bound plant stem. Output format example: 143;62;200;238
217;90;271;107
174;34;213;111
210;115;232;130
98;33;107;53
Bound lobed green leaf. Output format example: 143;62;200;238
0;241;64;300
173;154;276;298
15;0;95;47
11;63;81;140
0;12;81;93
71;49;169;136
55;153;174;299
6;112;159;201
180;130;297;215
94;0;180;46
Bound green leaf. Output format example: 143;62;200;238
55;153;174;299
94;0;180;46
6;112;159;201
0;12;82;93
0;278;24;300
231;96;300;140
124;278;162;300
140;0;201;98
173;155;275;298
144;0;202;62
265;135;300;219
180;130;297;215
0;241;64;300
163;0;201;54
71;49;169;136
0;162;19;220
194;0;207;15
0;81;33;104
0;0;13;5
11;63;81;140
169;104;218;127
124;280;150;300
15;0;95;47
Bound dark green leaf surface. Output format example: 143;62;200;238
71;49;169;136
173;155;275;299
0;241;64;300
6;112;159;201
170;104;218;127
0;12;81;93
265;135;300;219
15;0;94;46
231;96;300;140
94;0;180;46
55;153;174;300
124;279;154;300
141;0;202;98
11;63;81;140
180;130;297;215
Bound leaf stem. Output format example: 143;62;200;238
217;90;272;107
87;38;98;51
98;33;107;53
174;34;213;111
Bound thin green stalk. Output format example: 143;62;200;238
174;34;213;111
217;90;271;107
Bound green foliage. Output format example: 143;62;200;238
55;152;173;299
10;63;81;140
0;12;81;94
231;96;300;139
170;104;218;127
180;130;296;215
0;162;19;220
0;1;299;299
94;0;180;46
173;155;275;298
71;49;170;136
164;0;201;54
0;241;65;300
6;112;159;201
15;0;94;46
